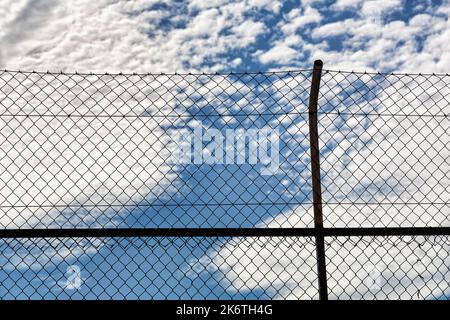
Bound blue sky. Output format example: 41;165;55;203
1;0;450;73
0;0;449;299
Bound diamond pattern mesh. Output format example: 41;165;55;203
0;70;314;229
319;71;449;227
326;236;450;300
0;237;317;300
0;68;449;300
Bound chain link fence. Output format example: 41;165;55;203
319;70;449;228
0;62;449;300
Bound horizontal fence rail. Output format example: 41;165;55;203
0;61;449;300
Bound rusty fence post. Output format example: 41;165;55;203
308;59;328;300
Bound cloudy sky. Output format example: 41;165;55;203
0;0;449;300
1;0;450;73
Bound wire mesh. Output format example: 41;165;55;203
0;236;317;300
319;71;450;227
0;70;314;229
0;68;449;300
326;235;450;300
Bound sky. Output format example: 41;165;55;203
0;0;449;300
1;0;450;73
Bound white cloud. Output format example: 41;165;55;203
360;0;402;18
332;0;363;11
256;5;321;65
0;0;268;73
308;2;450;73
258;45;298;64
248;0;282;14
312;19;361;38
230;20;266;46
279;6;322;36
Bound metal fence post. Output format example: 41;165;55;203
308;59;328;300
